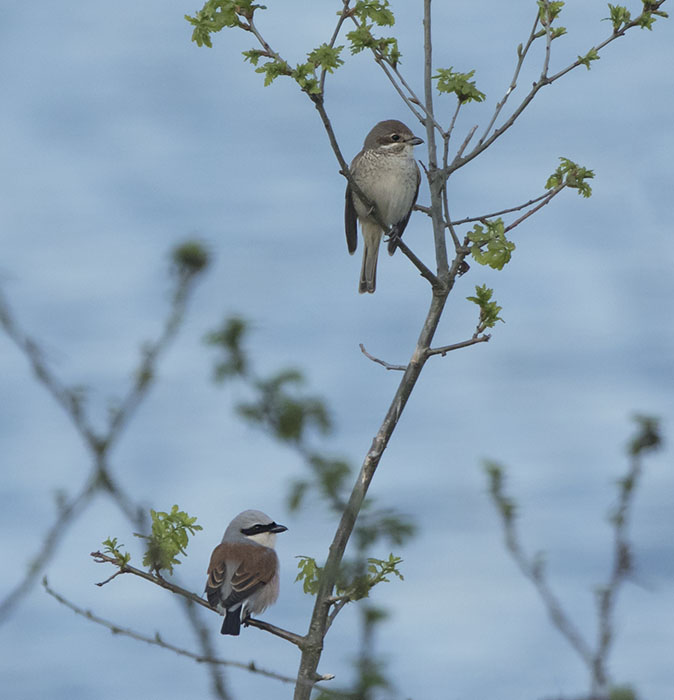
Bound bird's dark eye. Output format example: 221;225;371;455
391;133;401;141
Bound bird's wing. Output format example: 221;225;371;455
207;542;279;609
387;161;421;256
205;542;232;608
345;182;358;254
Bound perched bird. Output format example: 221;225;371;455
345;119;423;293
205;509;287;636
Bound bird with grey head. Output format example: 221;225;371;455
345;119;423;293
205;509;287;635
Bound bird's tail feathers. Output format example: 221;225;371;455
221;607;242;636
359;223;382;294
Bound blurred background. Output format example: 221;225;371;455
1;2;672;699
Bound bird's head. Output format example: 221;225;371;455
364;119;424;154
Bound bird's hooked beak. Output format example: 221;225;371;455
269;522;288;533
407;135;424;146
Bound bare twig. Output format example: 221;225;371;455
450;189;557;226
499;506;595;668
0;268;200;620
502;186;563;234
359;344;406;371
487;415;661;698
477;13;540;148
426;334;490;358
42;577;337;690
319;0;353;95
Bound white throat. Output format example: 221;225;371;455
246;531;277;548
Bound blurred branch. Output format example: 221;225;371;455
42;577;336;690
486;415;662;698
0;244;232;698
0;244;206;620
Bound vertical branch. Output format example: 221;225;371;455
423;0;450;281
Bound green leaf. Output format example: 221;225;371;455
578;48;600;70
483;460;517;523
545;157;594;197
295;555;322;595
346;22;401;65
467;219;515;269
466;284;505;332
204;316;249;379
433;67;486;103
537;0;565;26
242;49;265;66
353;0;396;26
102;537;131;567
134;505;203;575
171;240;210;276
185;1;266;47
605;4;632;32
255;58;293;87
628;414;661;455
307;44;345;73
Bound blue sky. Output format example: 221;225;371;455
1;2;673;699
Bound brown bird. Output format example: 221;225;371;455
205;509;287;635
345;119;423;293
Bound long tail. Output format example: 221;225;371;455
359;222;382;294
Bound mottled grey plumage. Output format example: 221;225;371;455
345;119;423;293
205;509;287;635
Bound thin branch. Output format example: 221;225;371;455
42;578;337;690
503;520;595;667
90;551;306;648
426;334;490;358
391;62;445;134
0;268;201;621
449;6;664;175
0;477;97;622
450;189;556;226
359;344;406;372
441;117;461;251
422;0;450;281
0;288;99;445
477;13;540;148
391;236;440;288
343;12;443;133
591;449;644;694
105;273;194;443
319;0;353;95
373;57;426;125
503;186;563;234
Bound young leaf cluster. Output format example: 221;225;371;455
433;67;486;104
134;506;202;575
171;240;210;278
346;0;400;66
467;284;505;334
535;0;567;38
628;414;661;456
102;537;131;568
467;218;516;270
484;461;517;523
546;157;594;197
605;2;668;33
295;554;403;602
185;0;264;47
